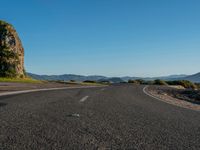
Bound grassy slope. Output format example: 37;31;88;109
0;77;43;83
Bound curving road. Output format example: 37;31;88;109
0;84;200;149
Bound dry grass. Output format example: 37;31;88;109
0;77;43;83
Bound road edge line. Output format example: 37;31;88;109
0;86;105;97
142;85;165;102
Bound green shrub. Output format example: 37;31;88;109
128;80;139;84
98;80;110;84
128;79;146;84
154;79;167;85
70;80;76;82
195;83;200;90
83;80;96;83
135;79;146;84
166;80;196;89
145;80;155;85
128;79;154;85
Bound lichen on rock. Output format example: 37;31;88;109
0;20;25;78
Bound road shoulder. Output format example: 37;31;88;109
143;86;200;111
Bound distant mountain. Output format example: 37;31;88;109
121;76;140;82
105;77;125;83
162;74;188;79
182;72;200;83
143;74;188;81
98;77;125;83
27;73;107;82
28;73;124;83
121;74;187;82
27;72;200;83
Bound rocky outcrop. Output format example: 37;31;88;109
0;20;25;77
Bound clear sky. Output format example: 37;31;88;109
1;0;200;77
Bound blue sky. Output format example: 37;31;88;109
0;0;200;77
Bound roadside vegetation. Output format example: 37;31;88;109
166;80;197;90
52;80;109;86
83;80;110;85
148;86;200;104
98;80;110;84
128;79;150;85
128;79;199;90
81;80;105;86
0;77;42;83
196;83;200;89
154;79;168;85
127;79;200;104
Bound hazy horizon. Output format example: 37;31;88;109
29;72;194;78
1;0;200;77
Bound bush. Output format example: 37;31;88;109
128;79;155;85
128;79;145;84
195;83;200;90
98;80;110;84
166;80;196;89
83;80;96;83
145;80;155;85
128;80;140;84
154;79;167;85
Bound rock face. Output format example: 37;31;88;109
0;20;25;77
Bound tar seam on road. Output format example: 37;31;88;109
79;96;89;102
0;86;103;97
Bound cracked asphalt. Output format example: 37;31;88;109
0;84;200;149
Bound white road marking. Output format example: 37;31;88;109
0;86;104;97
79;96;89;102
69;113;80;118
100;88;105;91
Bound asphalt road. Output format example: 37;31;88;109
0;84;200;149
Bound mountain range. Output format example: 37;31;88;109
27;72;200;83
182;72;200;83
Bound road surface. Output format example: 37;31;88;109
0;84;200;149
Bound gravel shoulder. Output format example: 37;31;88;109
145;85;200;111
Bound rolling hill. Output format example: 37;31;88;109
27;73;107;82
27;72;200;83
182;72;200;83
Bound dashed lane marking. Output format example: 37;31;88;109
79;96;89;102
101;88;105;91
